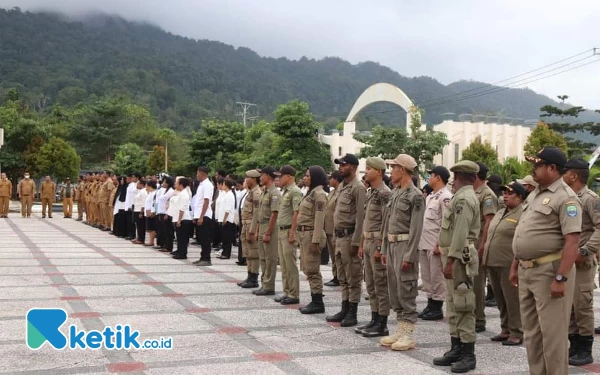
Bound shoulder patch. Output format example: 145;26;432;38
443;198;450;204
484;198;493;207
566;204;578;218
456;205;463;215
316;202;324;211
594;202;600;212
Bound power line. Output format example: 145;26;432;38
236;102;258;127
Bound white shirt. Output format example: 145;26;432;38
171;190;192;221
193;178;214;219
133;188;147;212
145;191;156;214
158;188;174;214
300;186;308;196
125;182;137;210
166;191;180;218
235;189;246;209
215;190;236;224
190;191;198;218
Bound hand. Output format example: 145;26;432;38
381;254;387;266
575;254;586;267
350;246;359;257
358;247;364;259
192;219;197;225
288;231;296;244
139;213;143;219
197;217;204;226
176;221;181;228
374;250;382;262
509;267;518;287
433;245;441;256
550;280;566;299
248;233;255;243
401;261;413;272
310;243;320;254
443;258;455;280
263;233;271;243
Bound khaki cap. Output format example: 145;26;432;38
385;154;417;172
450;160;479;174
245;169;261;178
517;175;538;187
366;157;386;171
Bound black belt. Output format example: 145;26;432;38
335;227;355;238
279;225;292;230
298;225;314;232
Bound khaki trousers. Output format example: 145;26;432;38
474;264;486;327
0;196;9;216
569;261;596;336
519;262;575;375
326;233;337;279
334;235;362;303
258;225;279;292
299;230;323;294
77;200;85;219
42;197;53;217
419;249;446;301
487;266;522;338
242;221;259;273
20;195;33;217
387;241;418;323
364;238;389;316
278;228;299;299
62;198;73;217
442;253;477;343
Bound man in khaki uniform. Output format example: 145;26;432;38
324;171;343;287
251;167;281;296
355;157;391;337
473;162;498;332
60;178;74;218
100;172;116;230
75;175;85;221
17;173;36;218
40;176;56;218
275;165;303;305
562;157;599;366
511;146;580;375
0;173;12;218
239;170;262;289
91;175;102;227
419;166;452;321
326;154;366;327
379;154;425;351
433;160;480;373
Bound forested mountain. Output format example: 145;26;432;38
1;7;596;133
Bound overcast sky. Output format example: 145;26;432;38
2;0;599;108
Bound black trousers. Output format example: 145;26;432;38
157;214;165;246
135;212;146;242
115;210;127;237
174;220;191;256
126;208;136;238
211;216;221;247
237;223;246;264
220;221;236;258
196;216;213;261
163;215;174;251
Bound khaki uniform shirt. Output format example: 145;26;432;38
0;179;12;197
513;179;582;260
324;188;339;236
475;184;499;248
245;186;262;233
297;186;328;243
277;183;303;227
334;177;366;247
577;186;600;254
41;181;56;199
253;184;282;228
439;185;481;259
18;179;35;196
99;179;115;204
483;204;522;267
381;184;425;262
362;184;391;236
419;187;452;251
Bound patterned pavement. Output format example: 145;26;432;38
2;213;600;374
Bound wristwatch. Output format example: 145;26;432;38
555;274;568;283
579;248;589;256
375;246;382;252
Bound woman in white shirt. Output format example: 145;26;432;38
171;177;192;259
215;178;236;259
144;180;158;247
132;179;148;245
157;177;175;253
112;176;128;238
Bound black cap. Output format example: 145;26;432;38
500;181;527;198
525;146;567;168
565;157;589;170
274;165;296;176
487;174;502;185
259;166;277;179
427;166;450;183
476;162;489;177
197;166;210;174
334;154;359;166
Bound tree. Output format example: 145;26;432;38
189;120;246;174
36;137;81;181
113;143;148;175
524;122;568;157
461;136;500;171
500;157;530;184
147;145;167;174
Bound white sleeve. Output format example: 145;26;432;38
225;192;235;214
179;194;191;214
193;187;203;219
145;192;153;211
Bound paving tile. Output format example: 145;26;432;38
55;266;129;274
101;313;213;334
164;282;243;295
62;273;145;285
85;296;185;314
0;343;109;373
0;285;63;300
0;275;54;287
146;362;286;375
71;284;163;298
0;299;74;318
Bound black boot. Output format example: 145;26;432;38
237;272;250;287
433;337;463;366
300;293;325;314
451;342;476;373
355;312;378;334
595;326;600;334
422;300;444;321
419;298;433;319
340;302;358;327
326;300;349;322
569;334;580;358
362;314;389;338
570;335;594;366
240;273;259;288
324;277;340;287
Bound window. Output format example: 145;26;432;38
338;147;342;156
454;144;459;163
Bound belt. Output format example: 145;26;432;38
242;219;252;224
387;233;409;243
298;225;314;232
519;251;562;269
363;231;381;240
335;227;355;238
279;225;292;230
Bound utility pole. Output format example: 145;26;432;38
236;102;258;127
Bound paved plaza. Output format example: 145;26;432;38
2;213;600;374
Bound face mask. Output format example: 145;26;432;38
24;175;30;179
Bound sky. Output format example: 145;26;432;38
2;0;599;108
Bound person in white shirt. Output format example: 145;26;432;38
132;179;148;245
193;167;215;266
154;183;166;249
144;180;158;247
215;178;237;259
159;176;176;253
170;177;193;259
235;179;248;266
124;173;140;240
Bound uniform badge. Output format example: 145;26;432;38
456;205;463;215
484;198;493;207
594;202;600;212
415;202;422;211
542;198;550;205
316;202;324;211
566;204;578;218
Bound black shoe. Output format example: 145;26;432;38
300;293;325;314
240;273;259;289
570;335;594;366
172;254;187;260
451;342;476;373
485;298;497;307
419;298;433;319
280;297;300;305
595;326;600;335
502;338;522;346
324;278;340;287
326;300;349;322
274;294;286;303
422;300;444;321
42;215;46;218
475;325;486;333
192;259;202;265
355;312;378;334
236;261;247;266
362;315;389;338
238;272;250;287
254;289;275;296
433;337;463;366
340;302;358;327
